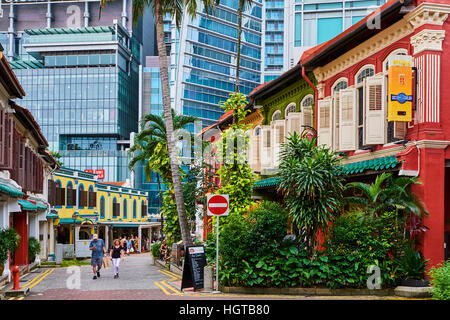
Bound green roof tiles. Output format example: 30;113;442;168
253;177;281;189
252;156;400;189
25;26;115;36
337;155;400;176
9;60;44;70
0;183;25;198
18;199;38;211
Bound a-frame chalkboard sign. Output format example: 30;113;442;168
180;245;207;291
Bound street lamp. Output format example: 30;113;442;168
72;212;78;258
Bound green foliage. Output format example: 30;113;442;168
429;260;450;300
61;259;91;267
28;237;41;263
161;188;181;247
278;133;344;257
395;240;428;280
345;173;427;219
0;228;20;265
151;242;162;258
215;93;255;218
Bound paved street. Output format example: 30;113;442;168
2;253;411;301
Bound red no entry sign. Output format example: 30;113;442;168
207;195;229;216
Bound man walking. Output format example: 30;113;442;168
89;234;106;280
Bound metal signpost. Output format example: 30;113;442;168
206;194;229;293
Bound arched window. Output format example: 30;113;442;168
285;103;296;117
100;197;105;219
78;184;84;208
133;200;137;219
113;198;119;217
55;180;61;188
301;94;314;108
123;199;127;219
383;48;408;71
254;127;261;136
271;110;281;121
67;182;73;206
333;80;348;92
356;66;375;84
141;200;146;218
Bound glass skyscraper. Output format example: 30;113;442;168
0;0;142;182
264;0;387;81
170;0;263;128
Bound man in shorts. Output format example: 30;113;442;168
89;234;106;280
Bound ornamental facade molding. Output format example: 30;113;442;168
410;29;446;55
405;2;450;28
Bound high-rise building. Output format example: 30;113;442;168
264;0;387;81
0;0;143;182
170;0;264;128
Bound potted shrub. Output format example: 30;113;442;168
396;241;429;287
28;237;41;264
151;242;161;265
0;228;21;275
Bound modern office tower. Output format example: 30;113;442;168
0;0;143;182
170;0;264;128
264;0;386;80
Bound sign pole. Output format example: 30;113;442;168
215;216;219;292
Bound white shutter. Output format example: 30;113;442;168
302;106;313;132
339;88;357;151
365;76;385;145
286;112;303;138
271;119;285;168
333;91;340;151
260;125;272;170
317;97;333;147
250;128;261;172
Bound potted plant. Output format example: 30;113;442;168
396;241;429;287
28;237;41;264
0;228;21;275
151;242;161;265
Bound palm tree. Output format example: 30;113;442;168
129;110;197;238
235;0;253;93
100;0;218;247
344;172;428;218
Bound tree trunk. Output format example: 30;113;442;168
155;0;193;247
157;174;164;239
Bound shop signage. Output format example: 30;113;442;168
95;169;105;179
181;246;207;291
388;54;413;122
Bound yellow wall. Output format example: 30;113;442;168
53;173;97;220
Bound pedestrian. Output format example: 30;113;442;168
109;239;124;279
122;235;128;254
160;239;168;262
89;234;106;280
127;236;133;255
134;235;139;253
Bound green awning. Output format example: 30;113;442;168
253;177;280;189
58;218;82;225
18;199;38;211
337;155;400;176
0;183;25;198
46;210;59;219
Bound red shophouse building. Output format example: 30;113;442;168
301;0;450;268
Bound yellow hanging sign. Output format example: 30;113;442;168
387;55;413;122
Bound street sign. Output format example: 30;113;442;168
206;194;229;216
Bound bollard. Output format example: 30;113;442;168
12;265;20;290
203;265;214;292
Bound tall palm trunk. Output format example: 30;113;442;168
155;0;193;247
